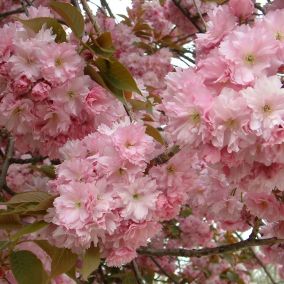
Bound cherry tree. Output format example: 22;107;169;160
0;0;284;283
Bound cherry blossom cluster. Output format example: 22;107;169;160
0;6;124;158
42;119;160;266
160;0;284;272
2;0;284;283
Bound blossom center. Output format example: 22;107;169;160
125;141;134;148
244;53;255;65
167;164;176;173
276;31;284;41
67;90;76;98
263;104;272;113
26;57;35;65
55;57;63;67
190;112;201;124
225;118;237;128
132;193;140;200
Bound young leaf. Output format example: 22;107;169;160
11;221;48;242
49;1;84;38
10;250;48;284
145;124;164;145
20;17;66;43
35;241;77;277
7;191;53;204
94;58;141;94
0;214;21;230
81;246;101;280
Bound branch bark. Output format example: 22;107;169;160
80;0;100;34
132;260;145;284
171;0;205;33
0;7;25;20
100;0;115;18
138;237;284;258
150;256;179;284
0;137;15;195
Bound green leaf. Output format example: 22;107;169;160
94;58;141;94
180;206;192;218
122;272;137;284
97;32;114;50
85;64;126;103
49;1;84;38
81;246;100;280
36;165;56;179
0;214;21;230
10;250;48;284
7;191;53;204
20;17;66;43
129;99;148;111
0;240;10;250
35;241;77;277
11;221;48;242
145;124;164;145
84;64;108;89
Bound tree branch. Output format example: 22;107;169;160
9;156;47;164
235;233;276;284
145;145;180;174
192;0;206;32
150;256;179;284
80;0;100;34
71;0;81;10
138;237;284;258
171;0;205;33
0;7;25;20
100;0;115;18
0;137;15;195
132;260;145;284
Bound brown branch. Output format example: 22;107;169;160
192;0;206;32
0;137;15;196
71;0;81;10
9;156;47;164
249;218;262;240
255;3;265;15
150;256;179;284
100;0;115;18
138;237;284;258
132;260;145;284
0;7;25;20
171;0;205;33
145;145;180;174
80;0;100;34
235;233;276;284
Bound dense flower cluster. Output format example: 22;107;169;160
0;6;124;158
2;0;284;283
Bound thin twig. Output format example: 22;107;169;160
0;7;25;20
150;256;179;284
171;0;204;33
80;0;100;34
132;260;145;284
138;237;284;258
144;145;180;174
0;137;15;195
192;0;207;31
71;0;81;10
249;218;262;240
100;0;115;18
255;3;266;15
20;0;29;17
235;233;276;284
9;156;47;164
